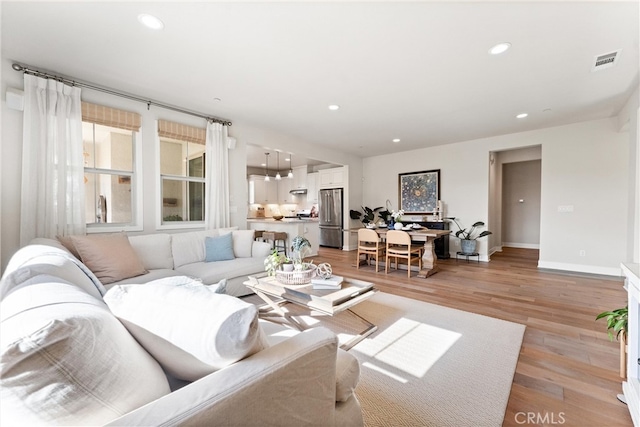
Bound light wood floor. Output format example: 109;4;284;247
315;246;632;427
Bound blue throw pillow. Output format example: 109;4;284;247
205;234;235;262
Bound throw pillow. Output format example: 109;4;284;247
128;233;174;270
56;235;82;259
70;234;147;284
0;280;170;426
104;282;268;381
204;233;235;262
232;230;255;258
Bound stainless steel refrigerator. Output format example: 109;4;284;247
319;188;343;248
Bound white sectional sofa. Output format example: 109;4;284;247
0;242;364;426
51;227;272;297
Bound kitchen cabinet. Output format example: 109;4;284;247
319;166;345;188
292;166;308;190
306;172;319;203
249;175;277;204
277;178;295;204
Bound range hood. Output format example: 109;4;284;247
289;188;307;195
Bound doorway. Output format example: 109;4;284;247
488;146;542;259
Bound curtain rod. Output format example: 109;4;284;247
11;63;232;126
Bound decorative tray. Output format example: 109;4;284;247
275;264;317;285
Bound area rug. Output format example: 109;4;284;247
280;292;526;427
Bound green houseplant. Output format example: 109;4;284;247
596;306;628;341
446;218;492;254
350;206;383;225
350;206;392;226
596;306;628;378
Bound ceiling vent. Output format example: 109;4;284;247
592;50;621;72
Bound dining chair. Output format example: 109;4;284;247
385;230;423;278
357;228;385;272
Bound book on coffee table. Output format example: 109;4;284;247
284;279;374;312
311;275;343;289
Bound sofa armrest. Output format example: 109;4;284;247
105;327;339;427
252;240;272;258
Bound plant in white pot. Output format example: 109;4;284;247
446;218;492;255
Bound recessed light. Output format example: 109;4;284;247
285;158;291;162
489;42;511;55
516;113;528;119
392;138;401;143
328;105;340;111
138;14;164;30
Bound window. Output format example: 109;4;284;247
158;120;206;225
82;102;142;230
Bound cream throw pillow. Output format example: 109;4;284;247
0;280;170;426
232;229;255;258
104;281;268;381
71;233;147;284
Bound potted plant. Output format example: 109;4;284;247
264;249;289;276
349;206;383;226
446;218;492;255
596;306;628;378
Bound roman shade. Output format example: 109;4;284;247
158;119;206;144
81;102;141;132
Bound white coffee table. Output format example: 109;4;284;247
244;275;378;350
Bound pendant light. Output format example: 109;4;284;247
287;153;294;179
264;153;270;181
275;151;282;180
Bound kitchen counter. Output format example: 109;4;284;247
247;219;319;256
247;218;319;223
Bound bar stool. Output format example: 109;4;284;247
254;230;266;242
262;231;288;256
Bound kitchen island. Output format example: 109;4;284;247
247;218;320;257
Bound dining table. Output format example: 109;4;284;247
351;226;451;278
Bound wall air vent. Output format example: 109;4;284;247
592;50;621;72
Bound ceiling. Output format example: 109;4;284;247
2;2;638;169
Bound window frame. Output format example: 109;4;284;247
83;121;143;234
155;120;208;230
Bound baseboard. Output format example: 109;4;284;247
489;246;502;256
537;260;623;277
449;251;490;262
502;242;540;249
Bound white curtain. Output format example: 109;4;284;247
205;121;230;229
20;74;84;246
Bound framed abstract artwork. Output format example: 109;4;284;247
398;169;440;214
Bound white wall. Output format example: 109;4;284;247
0;57;363;271
363;118;631;275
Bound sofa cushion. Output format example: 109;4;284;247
104;281;268;382
232;230;255;258
1;244;105;301
128;233;174;270
205;233;235;262
171;228;238;268
0;279;170;426
70;234;147;284
335;348;361;402
175;257;266;286
104;269;184;288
